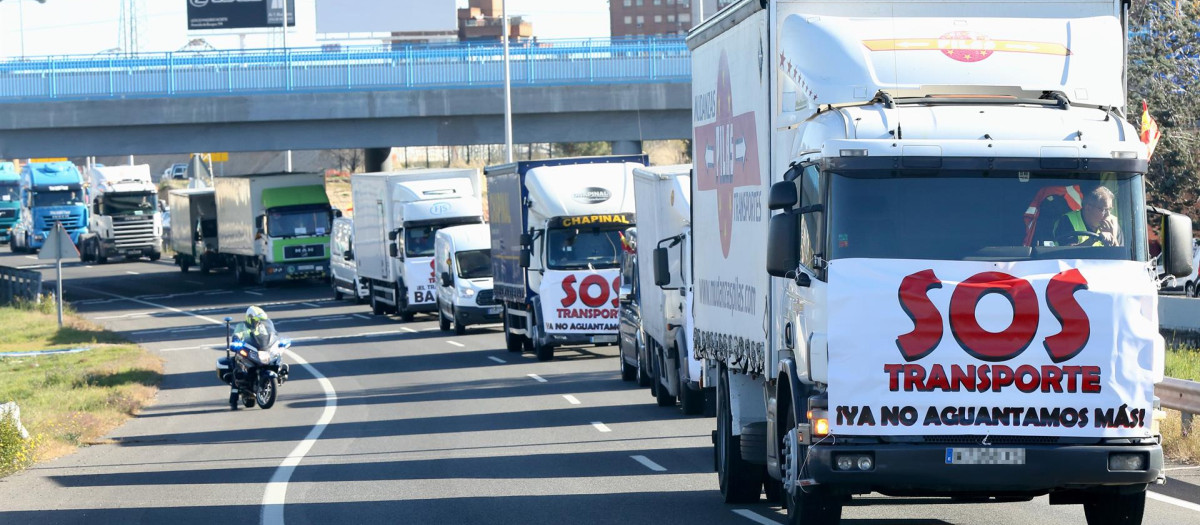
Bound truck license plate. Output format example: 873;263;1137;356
298;265;314;271
591;335;618;344
487;306;502;315
945;448;1025;465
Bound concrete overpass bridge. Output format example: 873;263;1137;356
0;38;692;159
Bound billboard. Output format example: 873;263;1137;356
315;0;456;34
188;0;296;31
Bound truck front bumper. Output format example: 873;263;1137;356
455;304;503;326
806;441;1163;495
545;332;620;346
264;261;329;281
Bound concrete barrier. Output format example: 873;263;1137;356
0;265;42;305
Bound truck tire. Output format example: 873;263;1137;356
620;347;637;382
370;283;386;316
179;257;191;273
438;302;451;331
529;309;554;361
637;336;653;388
783;408;842;525
454;308;466;335
718;369;764;503
1083;489;1146;525
149;251;161;262
654;347;675;407
680;382;706;415
503;307;524;353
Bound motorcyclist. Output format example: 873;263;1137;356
236;305;278;350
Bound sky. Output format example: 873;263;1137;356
0;0;612;59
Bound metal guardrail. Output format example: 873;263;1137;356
0;37;690;103
1158;377;1200;415
0;265;42;305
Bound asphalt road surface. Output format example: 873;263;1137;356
0;251;1197;525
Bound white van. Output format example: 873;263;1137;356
434;223;500;334
330;216;367;302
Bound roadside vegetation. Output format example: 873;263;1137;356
0;300;161;477
1165;344;1200;382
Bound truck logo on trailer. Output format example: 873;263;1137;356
694;50;761;258
863;32;1071;63
572;187;612;204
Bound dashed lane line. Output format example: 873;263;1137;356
527;374;547;383
630;455;666;472
1148;491;1200;513
563;395;581;405
126;271;140;275
447;341;465;347
400;327;418;333
591;422;612;433
488;356;506;363
731;509;782;525
93;312;151;320
245;290;264;296
300;302;321;308
352;314;370;320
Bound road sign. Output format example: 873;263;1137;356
29;158;68;163
38;224;80;261
202;152;229;163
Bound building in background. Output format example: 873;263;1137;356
609;0;733;38
458;0;534;42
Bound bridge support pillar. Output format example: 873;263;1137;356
610;140;643;156
365;147;391;172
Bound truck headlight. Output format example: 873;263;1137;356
1108;453;1147;471
458;287;475;297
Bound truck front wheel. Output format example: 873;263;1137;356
717;369;764;503
502;307;524;353
369;283;386;316
782;407;841;525
529;308;554;361
1083;489;1146;525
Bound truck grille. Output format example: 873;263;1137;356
284;244;325;259
41;213;84;230
112;217;157;248
0;209;15;219
476;289;496;306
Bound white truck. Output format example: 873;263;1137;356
169;189;223;273
351;169;484;320
79;164;162;263
691;1;1192;524
486;156;646;361
631;164;709;414
214;172;333;285
434;223;501;334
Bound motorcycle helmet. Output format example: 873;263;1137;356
245;305;268;327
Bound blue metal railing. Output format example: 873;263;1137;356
0;37;690;103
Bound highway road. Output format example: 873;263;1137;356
0;251;1198;525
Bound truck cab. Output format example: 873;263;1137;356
11;161;88;253
0;162;19;244
434;223;500;334
80;164;163;263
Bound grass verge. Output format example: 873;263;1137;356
1165;345;1200;382
0;303;162;477
1161;410;1200;465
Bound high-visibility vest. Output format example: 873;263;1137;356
1059;210;1105;246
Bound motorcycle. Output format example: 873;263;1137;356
215;316;291;410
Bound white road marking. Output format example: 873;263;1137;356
352;314;370;320
630;455;666;472
68;285;338;525
591;422;612;433
731;509;782;525
1148;491;1200;513
563;395;581;405
245;291;264;296
357;330;403;337
300;302;321;308
447;341;465;347
24;255;36;260
262;348;338;525
488;356;506;363
400;327;418;333
204;290;233;296
527;373;547;383
126;271;140;275
93;312;151;320
316;316;350;322
159;344;223;352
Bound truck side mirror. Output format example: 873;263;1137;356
520;233;532;247
343;250;354;261
768;180;798;211
1163;213;1194;278
332;209;343;219
519;247;531;268
441;271;453;287
389;243;399;258
387;230;399;241
653;247;671;287
255;215;265;233
766;213;800;278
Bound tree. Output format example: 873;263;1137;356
1128;0;1200;218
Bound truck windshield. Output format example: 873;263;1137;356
267;207;330;238
455;249;492;279
545;227;623;270
99;191;157;216
405;226;437;257
32;189;85;208
0;183;17;202
828;171;1143;262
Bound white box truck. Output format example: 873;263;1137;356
486;156;646;361
351;169;483;320
214;172;333;285
631;164;709;414
168;188;224;273
79;164;162;263
691;1;1191;523
434;223;501;334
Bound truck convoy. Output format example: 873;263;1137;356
0;162;18;244
214;172;333;285
434;223;501;334
691;1;1190;524
10;161;88;253
486;156;645;361
351;169;484;320
169;188;223;274
631;164;708;414
79;164;163;263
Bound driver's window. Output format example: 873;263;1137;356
797;164;824;276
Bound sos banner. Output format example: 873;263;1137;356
828;259;1161;438
405;258;437;305
539;269;621;334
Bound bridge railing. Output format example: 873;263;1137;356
0;37;690;103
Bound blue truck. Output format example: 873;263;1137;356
10;161;88;253
0;162;19;244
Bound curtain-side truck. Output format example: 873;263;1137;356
692;2;1192;524
0;162;19;244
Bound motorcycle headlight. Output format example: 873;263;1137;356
258;351;272;363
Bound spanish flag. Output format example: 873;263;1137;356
1141;100;1162;159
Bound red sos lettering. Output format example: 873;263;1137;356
560;274;622;308
896;269;1089;363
